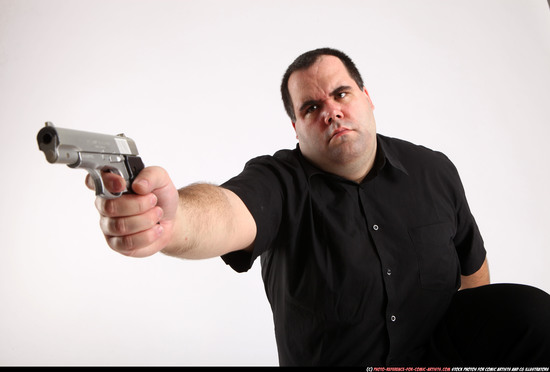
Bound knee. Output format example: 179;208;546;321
440;283;550;365
506;284;550;333
503;284;550;363
467;283;550;330
498;284;550;322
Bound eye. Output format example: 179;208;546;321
337;91;347;99
305;105;318;115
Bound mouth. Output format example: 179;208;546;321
329;127;353;142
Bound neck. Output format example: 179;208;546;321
314;139;378;184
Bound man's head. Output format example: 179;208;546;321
281;48;364;122
281;48;377;183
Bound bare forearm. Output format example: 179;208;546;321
460;257;490;290
161;183;256;260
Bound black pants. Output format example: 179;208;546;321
426;283;550;366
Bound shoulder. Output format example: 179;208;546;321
240;147;309;179
245;148;300;168
379;134;447;159
378;134;456;172
223;147;307;193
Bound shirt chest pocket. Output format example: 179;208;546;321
408;222;460;291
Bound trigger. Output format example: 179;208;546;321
88;169;122;199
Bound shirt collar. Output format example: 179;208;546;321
295;133;409;182
376;134;409;176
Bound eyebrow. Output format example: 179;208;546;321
298;85;354;114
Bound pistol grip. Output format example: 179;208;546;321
125;155;145;192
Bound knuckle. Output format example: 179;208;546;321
105;227;161;257
104;199;118;216
121;235;135;250
105;235;120;252
125;246;142;258
149;207;162;225
113;217;128;235
104;227;134;252
94;197;103;213
136;198;146;215
99;216;109;234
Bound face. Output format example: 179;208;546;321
288;55;377;181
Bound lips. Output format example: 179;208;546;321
329;127;352;141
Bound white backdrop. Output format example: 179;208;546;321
1;0;549;366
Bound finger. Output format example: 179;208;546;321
95;193;158;218
105;224;166;258
99;206;163;237
85;171;126;193
85;174;94;190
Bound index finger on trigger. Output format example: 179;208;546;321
100;171;127;194
85;171;127;193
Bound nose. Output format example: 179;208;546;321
324;103;343;125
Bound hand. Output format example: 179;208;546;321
86;166;179;257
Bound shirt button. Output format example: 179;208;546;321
387;269;392;276
390;315;397;322
372;224;379;231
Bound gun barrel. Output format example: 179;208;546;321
37;122;139;165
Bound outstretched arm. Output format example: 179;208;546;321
165;183;256;259
87;166;256;259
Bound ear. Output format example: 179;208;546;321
363;86;375;110
292;121;298;140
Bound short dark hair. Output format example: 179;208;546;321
280;48;365;122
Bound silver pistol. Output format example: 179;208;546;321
37;122;145;199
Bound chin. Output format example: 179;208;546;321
331;140;367;161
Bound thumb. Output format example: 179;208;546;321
131;166;178;221
131;166;172;195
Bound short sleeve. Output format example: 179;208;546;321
220;155;288;272
443;156;487;276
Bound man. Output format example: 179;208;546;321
88;48;549;366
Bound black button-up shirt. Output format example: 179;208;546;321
221;134;486;366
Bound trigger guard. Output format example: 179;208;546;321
88;169;123;199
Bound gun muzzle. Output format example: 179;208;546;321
37;123;71;164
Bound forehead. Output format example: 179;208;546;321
288;55;355;102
